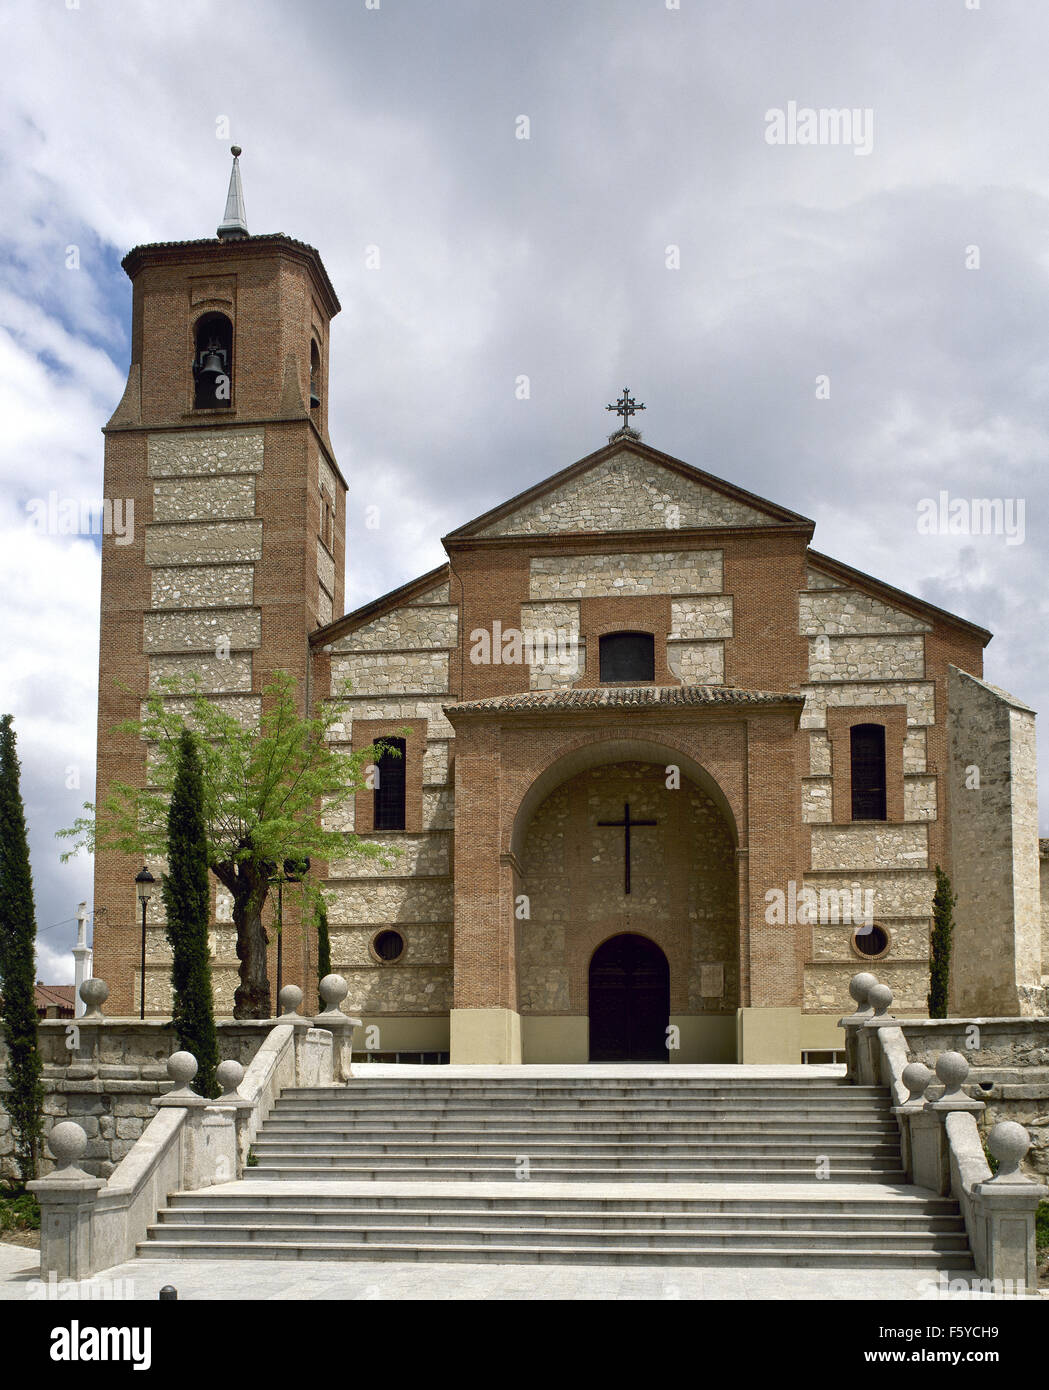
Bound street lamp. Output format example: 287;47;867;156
269;858;310;1008
134;866;155;1020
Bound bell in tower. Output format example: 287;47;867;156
192;312;233;408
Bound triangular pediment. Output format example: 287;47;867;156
446;440;812;540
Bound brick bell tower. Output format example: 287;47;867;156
93;147;346;1016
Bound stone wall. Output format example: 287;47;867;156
810;824;928;870
947;667;1044;1015
667;641;724;685
529;550;722;599
321;579;458;1020
799;589;931;635
331;651;449;696
478;449;775;535
897;1018;1049;1180
800;681;935;730
517;761;739;1018
808;634;925;682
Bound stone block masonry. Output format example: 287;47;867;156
947;668;1044;1016
152;474;255;521
144;519;264;566
529;550;723;598
151;564;254;609
147;427;264;477
478;450;775;535
799;589;931;635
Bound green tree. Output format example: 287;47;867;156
60;672;401;1019
0;715;44;1181
162;730;219;1097
928;864;955;1018
316;898;332;1005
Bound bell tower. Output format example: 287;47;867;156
93;148;346;1014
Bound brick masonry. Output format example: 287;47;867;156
87;222;1041;1058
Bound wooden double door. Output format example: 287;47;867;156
588;933;670;1062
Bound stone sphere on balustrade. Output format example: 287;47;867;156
901;1061;934;1103
278;985;303;1016
934;1050;969;1096
866;983;893;1017
849;972;878;1006
79;977;109;1016
319;974;349;1010
215;1059;245;1098
987;1120;1031;1178
168;1051;199;1087
49;1121;88;1168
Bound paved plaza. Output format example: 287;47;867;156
2;1239;1035;1302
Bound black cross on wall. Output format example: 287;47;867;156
597;802;658;894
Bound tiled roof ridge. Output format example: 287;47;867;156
445;684;804;713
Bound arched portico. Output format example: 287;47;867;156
444;690;804;1064
513;752;740;1062
508;736;740;861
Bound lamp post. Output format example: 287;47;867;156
269;858;310;1009
134;866;155;1020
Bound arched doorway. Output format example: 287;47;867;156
588;933;670;1062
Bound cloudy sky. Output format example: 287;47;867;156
2;0;1047;982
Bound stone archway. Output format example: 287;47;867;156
514;756;740;1062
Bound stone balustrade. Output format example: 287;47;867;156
18;975;360;1278
0;975;364;1181
841;972;1048;1291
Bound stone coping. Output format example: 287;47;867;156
893;1017;1049;1028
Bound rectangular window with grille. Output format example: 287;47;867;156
373;737;406;829
850;723;887;820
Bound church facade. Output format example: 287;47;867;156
91;160;1047;1062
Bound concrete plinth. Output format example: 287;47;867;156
450;1008;522;1064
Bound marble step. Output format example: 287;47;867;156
144;1219;970;1252
157;1205;966;1233
242;1162;907;1182
136;1237;972;1269
250;1138;903;1158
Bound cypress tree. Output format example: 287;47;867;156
162;730;219;1098
0;715;44;1181
928;864;955;1019
316;899;332;1006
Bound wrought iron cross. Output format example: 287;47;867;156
597;802;658;895
606;387;645;430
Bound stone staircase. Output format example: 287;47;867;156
140;1073;973;1267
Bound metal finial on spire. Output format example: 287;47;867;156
217;145;249;241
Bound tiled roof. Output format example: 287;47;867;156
445;685;804;714
121;232;320;257
120;234;340;312
35;984;76;1010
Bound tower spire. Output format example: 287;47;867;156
217;145;249;240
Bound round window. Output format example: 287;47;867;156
852;923;890;960
372;929;405;963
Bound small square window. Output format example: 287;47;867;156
599;632;655;683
